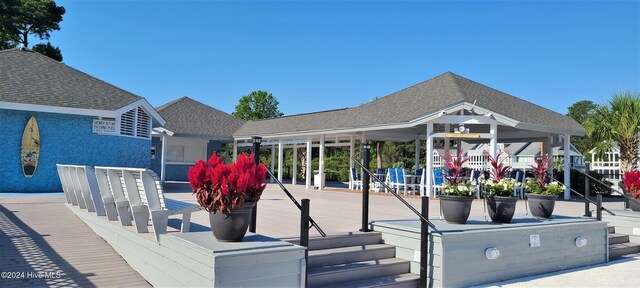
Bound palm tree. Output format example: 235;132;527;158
585;91;640;173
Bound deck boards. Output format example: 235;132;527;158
0;197;150;287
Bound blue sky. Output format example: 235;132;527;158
50;0;639;116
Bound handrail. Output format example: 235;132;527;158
549;175;616;216
570;168;636;201
349;156;440;232
261;162;326;237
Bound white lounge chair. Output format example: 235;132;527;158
56;165;76;205
94;168;120;221
350;167;362;190
140;169;202;241
72;166;107;216
64;166;86;209
121;170;151;233
99;168;133;226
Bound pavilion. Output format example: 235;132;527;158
232;72;585;199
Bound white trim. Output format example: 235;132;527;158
114;99;166;127
0;101;116;117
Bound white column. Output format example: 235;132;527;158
414;137;420;170
547;135;554;175
426;123;434;197
232;139;238;162
489;122;497;158
292;144;298;185
563;134;571;200
349;135;354;190
444;124;450;155
319;135;325;190
277;143;284;182
160;134;167;183
306;138;312;189
270;145;275;183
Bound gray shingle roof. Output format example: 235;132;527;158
0;48;142;110
156;97;244;139
234;72;585;137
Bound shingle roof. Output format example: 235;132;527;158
0;48;142;110
234;72;585;137
156;97;244;139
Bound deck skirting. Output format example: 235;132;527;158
67;204;306;287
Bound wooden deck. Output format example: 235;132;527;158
0;196;149;287
0;184;628;287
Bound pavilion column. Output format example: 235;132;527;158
547;135;554;175
425;123;434;197
349;135;354;190
270;145;275;183
232;139;238;162
306;138;312;189
292;144;298;185
444;124;450;155
414;137;420;170
277;143;284;182
160;133;167;183
563;134;571;200
319;135;325;190
489;122;497;158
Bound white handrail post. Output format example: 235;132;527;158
292;144;298;185
306;138;312;189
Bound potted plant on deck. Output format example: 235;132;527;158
482;150;519;223
188;153;267;242
623;170;640;212
438;150;474;224
524;156;565;218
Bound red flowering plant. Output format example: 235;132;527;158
482;149;517;197
623;171;640;199
438;150;473;196
524;156;565;195
188;153;267;215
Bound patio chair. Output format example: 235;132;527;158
514;171;526;198
76;166;106;217
56;165;76;205
70;166;96;213
350;167;362;190
121;170;151;233
64;166;86;209
140;169;202;241
471;170;483;199
433;169;445;197
387;168;397;193
413;168;423;193
94;168;120;221
395;168;411;195
104;168;133;226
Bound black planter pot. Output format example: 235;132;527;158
486;196;518;223
525;193;558;218
440;195;474;224
209;201;256;242
625;193;640;212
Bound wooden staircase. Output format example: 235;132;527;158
608;226;640;260
288;231;418;288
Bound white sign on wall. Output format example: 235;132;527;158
92;119;117;135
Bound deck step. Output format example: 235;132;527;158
315;273;419;288
308;244;396;268
286;231;382;250
609;242;640;260
607;226;615;234
307;258;411;287
608;233;630;245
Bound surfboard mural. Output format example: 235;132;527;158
21;116;40;178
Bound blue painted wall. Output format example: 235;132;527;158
0;109;151;192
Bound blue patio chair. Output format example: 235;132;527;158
350;167;362;190
513;170;525;198
471;169;483;198
432;169;445;197
387;168;398;193
395;168;410;195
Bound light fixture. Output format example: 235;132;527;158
363;143;371;150
457;124;467;133
439;110;447;116
252;136;262;144
575;236;587;247
485;247;500;260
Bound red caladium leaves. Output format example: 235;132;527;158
189;153;267;215
529;156;550;186
438;149;470;186
484;149;512;182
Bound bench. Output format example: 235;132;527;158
56;164;106;216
